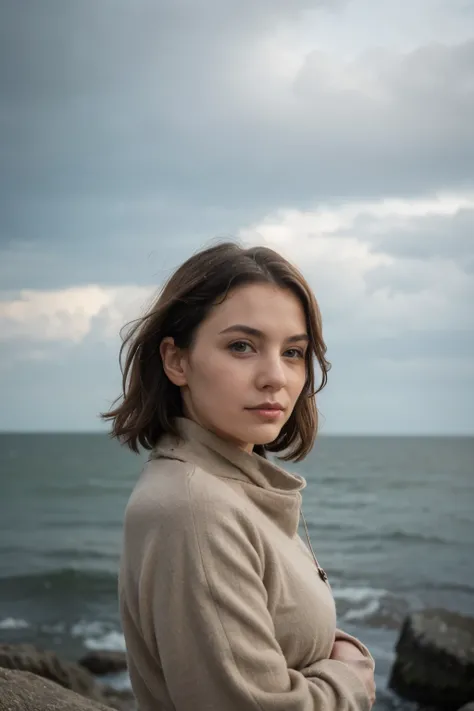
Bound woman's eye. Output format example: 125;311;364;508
228;342;304;357
229;341;252;353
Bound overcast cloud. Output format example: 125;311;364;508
0;0;473;433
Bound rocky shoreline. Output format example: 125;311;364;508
0;644;135;711
1;608;473;710
388;608;474;711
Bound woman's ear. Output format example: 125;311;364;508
160;337;188;387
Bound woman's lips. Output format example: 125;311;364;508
247;408;284;419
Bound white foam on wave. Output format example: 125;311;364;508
344;599;381;621
333;586;386;603
85;630;126;652
71;619;126;652
70;618;130;690
332;585;387;623
71;620;108;638
0;617;29;630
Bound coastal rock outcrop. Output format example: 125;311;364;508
0;643;105;701
389;608;474;710
0;668;113;711
0;643;136;711
79;650;128;676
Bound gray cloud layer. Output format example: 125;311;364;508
1;1;473;293
347;208;474;271
0;0;473;432
1;2;473;228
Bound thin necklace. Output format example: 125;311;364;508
300;510;328;584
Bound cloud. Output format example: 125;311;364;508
239;191;474;355
4;189;472;365
1;1;472;218
0;285;154;343
350;208;474;272
0;193;474;357
1;2;473;295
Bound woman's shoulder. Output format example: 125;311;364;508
125;454;252;533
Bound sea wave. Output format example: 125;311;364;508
342;529;450;546
344;599;382;622
40;518;121;530
0;617;30;630
333;586;386;604
51;617;130;691
302;517;453;547
71;620;126;651
426;580;474;595
0;615;125;652
332;584;411;629
377;530;451;545
0;567;118;597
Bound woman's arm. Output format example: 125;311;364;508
334;629;374;666
138;470;373;711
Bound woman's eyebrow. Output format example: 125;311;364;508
218;324;309;343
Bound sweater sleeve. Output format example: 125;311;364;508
334;629;375;669
145;472;372;711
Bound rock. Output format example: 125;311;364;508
79;650;128;676
0;644;136;711
457;705;474;711
0;668;113;711
0;643;106;701
102;687;137;711
388;608;474;710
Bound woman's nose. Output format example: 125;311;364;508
256;355;287;390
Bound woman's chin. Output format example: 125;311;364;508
248;422;283;445
214;420;284;449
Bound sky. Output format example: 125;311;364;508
0;0;473;434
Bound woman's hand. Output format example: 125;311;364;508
330;640;376;706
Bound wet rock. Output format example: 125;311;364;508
79;650;128;676
0;643;105;701
0;668;113;711
0;644;136;711
388;608;474;710
456;704;474;711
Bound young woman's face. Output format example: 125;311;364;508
174;283;309;451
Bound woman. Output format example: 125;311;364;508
102;242;376;710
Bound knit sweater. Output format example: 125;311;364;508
119;417;375;710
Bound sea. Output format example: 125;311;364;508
0;433;473;710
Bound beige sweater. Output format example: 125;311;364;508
119;417;375;710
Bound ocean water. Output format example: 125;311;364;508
0;433;473;709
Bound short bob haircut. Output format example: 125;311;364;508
101;242;331;462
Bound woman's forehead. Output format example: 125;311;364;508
203;284;307;334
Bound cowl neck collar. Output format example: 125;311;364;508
151;417;307;497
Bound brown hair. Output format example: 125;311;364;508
101;241;331;461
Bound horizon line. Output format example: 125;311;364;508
0;430;472;438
